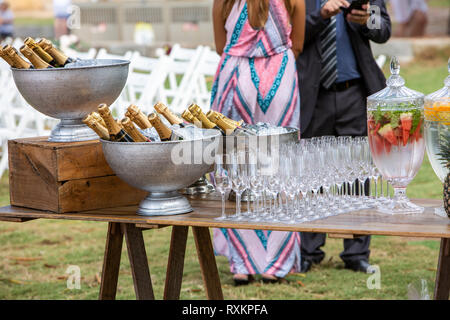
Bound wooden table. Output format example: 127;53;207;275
0;197;449;300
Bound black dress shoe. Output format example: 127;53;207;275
344;260;375;273
300;259;313;273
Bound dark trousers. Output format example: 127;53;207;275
301;81;371;264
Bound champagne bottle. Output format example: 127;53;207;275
24;37;58;67
2;45;32;69
153;102;186;127
89;111;107;128
120;117;151;142
206;110;243;128
82;114;110;140
148;113;183;141
125;104;152;129
0;47;15;67
181;109;202;127
208;112;256;136
20;45;53;69
188;104;218;129
97;104;134;142
37;38;75;66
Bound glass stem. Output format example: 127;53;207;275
393;187;408;202
221;193;226;219
236;193;241;217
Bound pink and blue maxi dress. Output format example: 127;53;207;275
211;0;301;277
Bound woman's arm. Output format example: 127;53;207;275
290;0;306;58
212;0;227;55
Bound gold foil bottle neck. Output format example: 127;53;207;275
38;38;70;66
154;102;183;125
187;104;217;129
97;103;123;136
121;117;149;142
0;47;15;67
24;37;55;65
20;45;51;69
148;112;172;141
3;45;31;69
125;104;152;129
82;114;110;140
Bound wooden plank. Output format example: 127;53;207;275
192;226;223;300
164;226;189;300
58;176;147;212
55;141;114;181
9;139;59;212
99;222;124;300
123;223;155;300
0;199;449;239
135;224;169;229
434;238;450;300
0;216;36;223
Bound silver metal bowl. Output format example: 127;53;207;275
11;59;130;142
101;129;222;216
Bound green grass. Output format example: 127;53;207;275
0;51;448;300
14;18;54;27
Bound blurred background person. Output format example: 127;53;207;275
390;0;428;37
0;1;14;40
53;0;72;39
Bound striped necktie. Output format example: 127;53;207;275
319;0;337;89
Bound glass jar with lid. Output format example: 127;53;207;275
367;56;425;214
424;59;450;218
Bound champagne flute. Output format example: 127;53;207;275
213;154;232;221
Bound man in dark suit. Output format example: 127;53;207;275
296;0;391;273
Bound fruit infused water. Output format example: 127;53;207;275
368;106;424;187
367;57;425;214
424;59;450;218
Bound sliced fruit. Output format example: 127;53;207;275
412;119;422;141
378;123;397;146
400;113;412;146
372;133;384;155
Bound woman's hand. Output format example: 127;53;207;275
346;3;371;25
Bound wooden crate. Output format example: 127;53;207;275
8;137;147;213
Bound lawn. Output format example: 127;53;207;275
0;50;448;300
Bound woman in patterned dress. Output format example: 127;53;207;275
211;0;305;284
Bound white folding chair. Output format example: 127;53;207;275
165;44;205;114
96;48;133;61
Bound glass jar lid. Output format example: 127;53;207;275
425;58;450;104
367;56;424;110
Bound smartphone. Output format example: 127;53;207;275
340;0;369;17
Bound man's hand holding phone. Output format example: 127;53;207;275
320;0;350;19
346;3;371;25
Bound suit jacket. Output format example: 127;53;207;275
296;0;391;135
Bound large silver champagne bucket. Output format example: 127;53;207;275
11;59;130;142
101;129;222;216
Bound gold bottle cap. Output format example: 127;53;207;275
38;38;69;66
3;45;31;69
154;102;183;125
120;117;149;142
125;104;152;129
210;113;236;131
148;112;172;140
181;110;196;123
97;103;122;136
20;45;50;69
90;111;107;128
0;47;15;67
82;114;110;140
24;37;54;64
187;103;217;129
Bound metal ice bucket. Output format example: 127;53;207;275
101;129;222;216
11;59;130;142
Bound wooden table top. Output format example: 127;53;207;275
0;197;449;238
